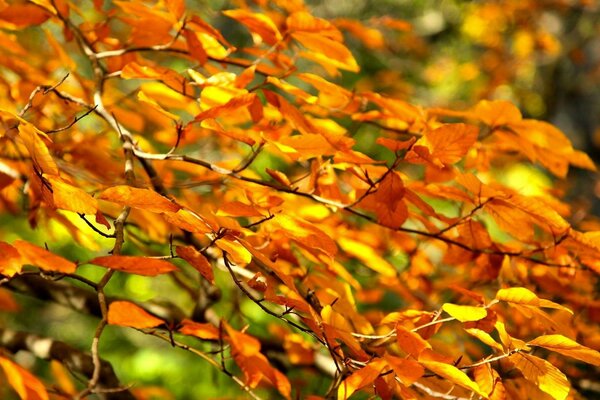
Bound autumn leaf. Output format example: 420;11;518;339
338;359;387;399
384;354;424;385
510;352;570;400
405;123;478;167
473;364;506;400
178;319;220;340
13;240;76;274
176;245;214;283
495;287;572;314
442;303;488;322
98;186;181;213
223;9;282;45
528;335;600;366
0;356;49;400
472;99;522;127
107;301;164;329
419;359;487;397
0;242;22;277
44;175;98;215
90;255;178;276
224;322;291;399
395;325;431;357
357;171;408;229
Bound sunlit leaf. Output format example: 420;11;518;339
338;359;387;399
528;335;600;366
420;359;487;397
510;353;570;400
13;240;76;274
107;301;164;328
45;175;97;215
90;255;178;276
98;186;181;213
495;287;572;314
442;303;487;322
176;245;214;283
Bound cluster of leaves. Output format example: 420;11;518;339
0;0;599;399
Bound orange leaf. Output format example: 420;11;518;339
176;245;214;283
107;301;164;328
0;356;49;400
0;3;50;28
90;255;178;276
223;322;291;399
18;122;59;175
183;28;208;64
357;171;407;229
194;93;257;122
45;175;98;215
384;354;424;385
472;100;522;127
338;359;387;399
396;325;431;357
405;123;478;167
178;319;220;340
223;9;282;45
293;33;359;73
13;240;76;274
0;242;22;277
98;186;181;213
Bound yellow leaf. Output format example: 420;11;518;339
0;356;49;400
98;186;181;213
90;255;178;276
137;91;180;120
274;214;337;257
495;287;572;314
338;359;387;399
510;353;570;400
194;93;257;122
528;335;600;366
13;240;76;274
293;33;359;73
163;208;214;234
217;237;252;266
107;301;164;328
44;175;97;215
420;360;487;398
176;245;214;283
465;329;504;352
442;303;487;322
338;237;396;277
473;364;506;400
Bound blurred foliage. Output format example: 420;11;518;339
1;0;599;399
